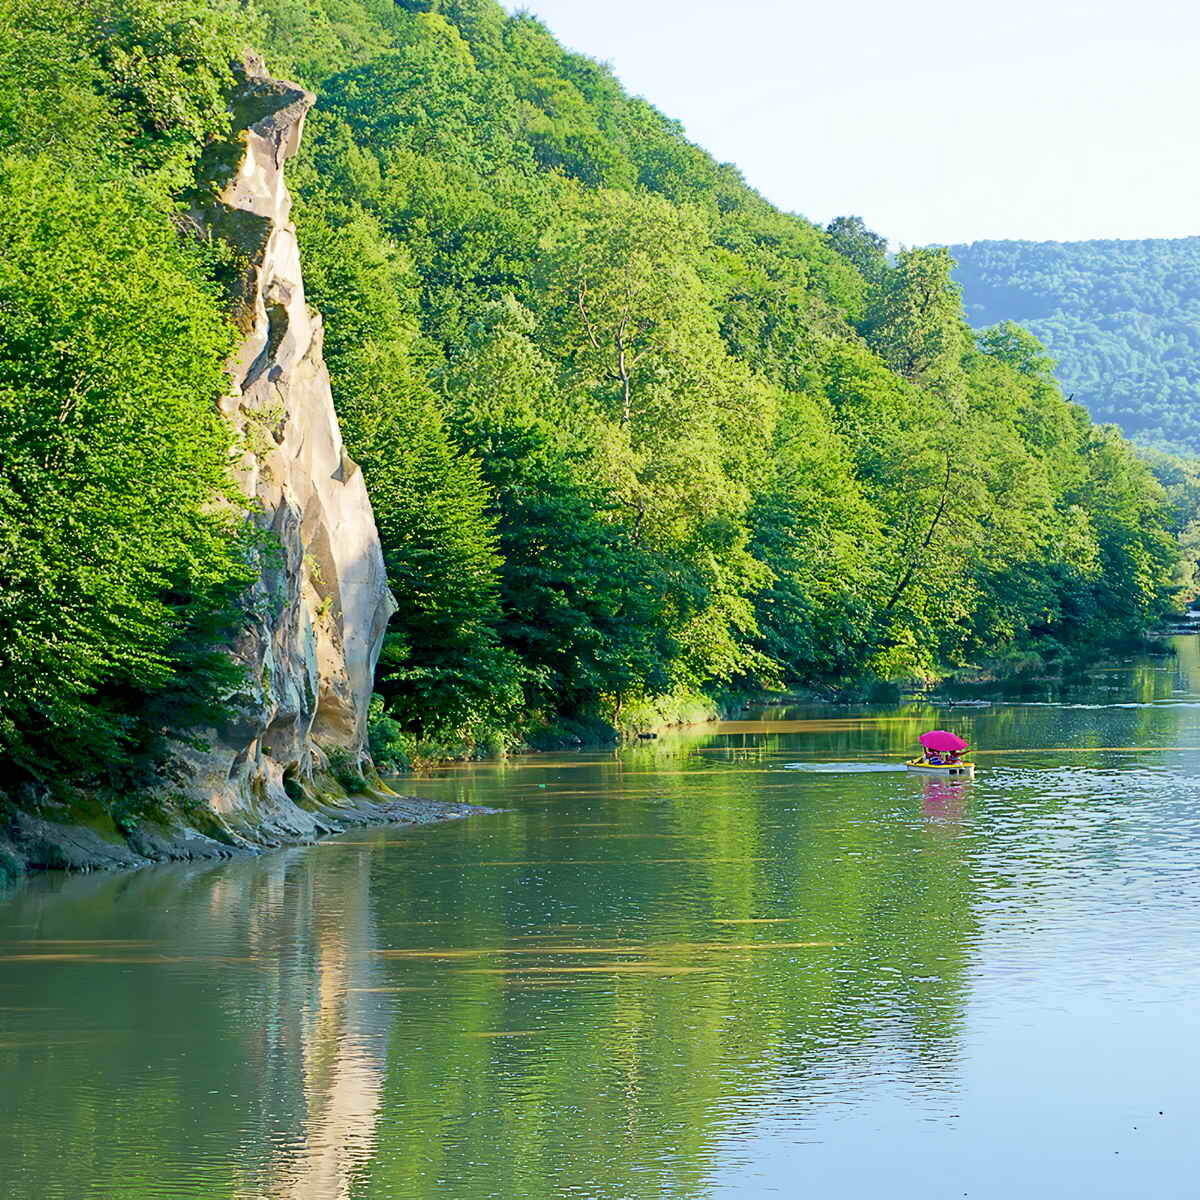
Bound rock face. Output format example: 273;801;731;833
181;57;396;826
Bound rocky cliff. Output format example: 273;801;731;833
186;56;395;819
0;59;481;875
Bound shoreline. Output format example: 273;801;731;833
0;790;499;884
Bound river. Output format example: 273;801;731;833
3;641;1200;1198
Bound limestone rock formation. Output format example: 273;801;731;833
180;56;396;830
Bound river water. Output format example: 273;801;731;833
3;643;1200;1198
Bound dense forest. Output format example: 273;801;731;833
0;0;1182;789
949;237;1200;454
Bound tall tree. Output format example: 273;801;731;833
866;247;969;404
0;161;248;784
826;215;887;284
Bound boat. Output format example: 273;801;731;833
905;758;976;778
906;729;976;778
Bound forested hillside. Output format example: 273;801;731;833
261;0;1179;754
949;238;1200;453
0;0;257;801
0;0;1181;792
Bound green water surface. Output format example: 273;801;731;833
3;643;1200;1198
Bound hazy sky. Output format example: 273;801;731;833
501;0;1200;247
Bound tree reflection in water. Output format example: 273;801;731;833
3;642;1200;1198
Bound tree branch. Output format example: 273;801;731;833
882;454;954;613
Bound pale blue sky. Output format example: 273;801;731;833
503;0;1200;247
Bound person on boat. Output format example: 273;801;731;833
914;731;971;773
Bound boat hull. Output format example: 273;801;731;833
905;759;976;778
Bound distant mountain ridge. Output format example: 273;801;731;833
947;237;1200;453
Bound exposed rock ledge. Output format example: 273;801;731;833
0;793;496;878
185;54;397;818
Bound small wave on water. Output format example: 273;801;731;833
782;762;907;773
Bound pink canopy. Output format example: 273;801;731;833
919;729;968;752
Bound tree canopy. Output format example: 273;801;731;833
949;236;1200;455
263;0;1178;744
0;0;257;793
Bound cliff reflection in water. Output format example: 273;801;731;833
6;644;1200;1198
234;850;390;1200
0;848;392;1200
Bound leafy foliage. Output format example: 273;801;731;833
271;0;1178;739
949;237;1200;454
0;0;257;789
0;162;249;784
0;0;1180;784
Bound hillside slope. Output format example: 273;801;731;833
0;0;1183;852
254;0;1177;741
948;237;1200;453
0;3;418;870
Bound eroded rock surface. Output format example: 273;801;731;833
177;56;397;830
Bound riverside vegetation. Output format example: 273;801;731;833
0;0;1183;805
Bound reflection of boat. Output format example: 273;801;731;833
906;758;975;778
922;779;968;819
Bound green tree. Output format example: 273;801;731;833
356;362;521;741
866;247;968;403
292;198;522;744
826;214;887;284
976;320;1056;379
539;188;772;688
442;300;675;715
0;161;248;785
